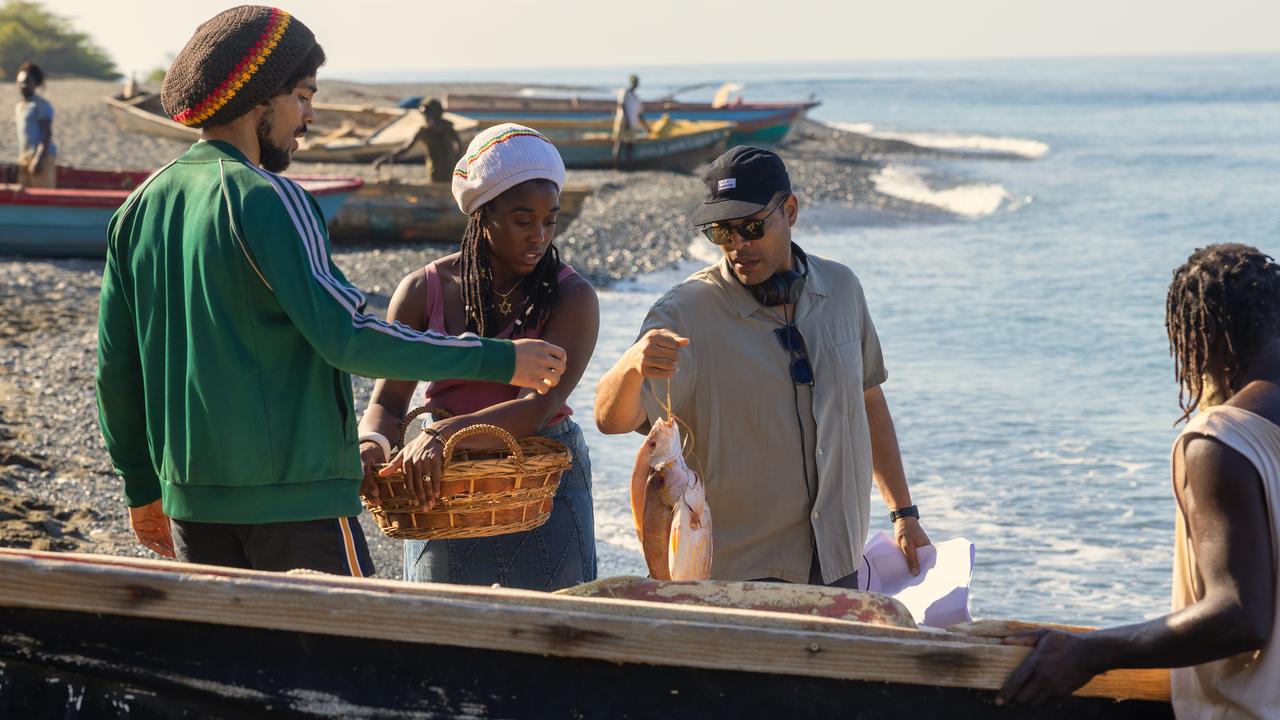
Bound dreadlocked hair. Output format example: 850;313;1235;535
1166;243;1280;424
458;205;563;338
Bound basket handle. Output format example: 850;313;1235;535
442;424;525;470
396;406;437;450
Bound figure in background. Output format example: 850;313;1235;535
611;74;650;166
14;61;56;188
374;97;463;183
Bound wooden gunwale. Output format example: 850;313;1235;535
0;549;1167;704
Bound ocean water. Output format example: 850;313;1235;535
362;56;1280;625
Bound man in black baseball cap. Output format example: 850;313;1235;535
595;145;930;589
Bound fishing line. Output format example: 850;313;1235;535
642;375;706;481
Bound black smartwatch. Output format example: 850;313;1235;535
889;505;919;523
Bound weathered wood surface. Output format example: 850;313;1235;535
0;606;1169;719
0;549;1169;706
561;575;919;628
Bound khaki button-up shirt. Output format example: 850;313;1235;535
640;254;887;584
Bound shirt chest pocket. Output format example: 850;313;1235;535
820;339;864;416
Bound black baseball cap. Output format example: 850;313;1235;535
690;145;792;226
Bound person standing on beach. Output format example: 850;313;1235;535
96;6;566;576
360;124;600;590
998;244;1280;716
372;97;462;183
611;74;649;165
594;146;931;587
13;61;56;188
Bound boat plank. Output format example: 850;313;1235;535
0;550;1167;702
0;606;1168;719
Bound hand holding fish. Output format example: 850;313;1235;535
629;329;689;379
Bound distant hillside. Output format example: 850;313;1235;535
0;0;118;80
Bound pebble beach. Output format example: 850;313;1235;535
0;77;942;577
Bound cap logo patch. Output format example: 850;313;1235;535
717;178;736;192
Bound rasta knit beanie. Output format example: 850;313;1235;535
162;6;317;128
452;123;566;215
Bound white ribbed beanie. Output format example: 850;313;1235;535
452;123;566;214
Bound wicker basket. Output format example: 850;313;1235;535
361;407;572;540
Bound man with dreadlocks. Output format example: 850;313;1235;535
97;9;566;577
359;124;600;590
999;243;1280;715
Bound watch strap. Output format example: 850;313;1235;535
889;505;920;523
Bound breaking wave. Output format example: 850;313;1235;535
828;121;1049;160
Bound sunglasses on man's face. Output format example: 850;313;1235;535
774;323;814;386
702;195;787;246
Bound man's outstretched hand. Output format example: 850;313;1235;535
511;338;567;394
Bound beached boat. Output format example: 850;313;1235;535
0;165;361;257
0;549;1170;718
104;91;478;164
467;117;730;171
328;179;593;245
441;92;819;146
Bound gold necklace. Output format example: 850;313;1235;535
491;277;522;316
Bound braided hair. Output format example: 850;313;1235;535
1166;243;1280;423
458;203;562;338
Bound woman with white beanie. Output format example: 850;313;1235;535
358;124;599;589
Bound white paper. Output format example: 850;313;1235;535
858;532;975;628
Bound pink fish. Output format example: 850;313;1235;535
630;418;712;581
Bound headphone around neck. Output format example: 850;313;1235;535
740;243;809;306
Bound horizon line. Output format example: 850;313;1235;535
324;49;1280;82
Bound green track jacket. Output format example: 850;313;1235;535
96;140;515;523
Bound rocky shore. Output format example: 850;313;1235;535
1;77;940;576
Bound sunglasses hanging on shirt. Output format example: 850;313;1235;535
774;323;815;386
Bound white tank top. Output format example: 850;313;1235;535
1170;405;1280;719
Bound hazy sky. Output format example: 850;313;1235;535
43;0;1280;78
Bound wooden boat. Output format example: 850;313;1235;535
0;165;362;257
467;117;731;171
441;92;819;146
104;91;478;164
328;179;593;245
0;549;1171;718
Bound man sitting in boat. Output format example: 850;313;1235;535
13;61;55;188
612;74;650;165
999;244;1280;715
372;97;462;183
359;124;599;590
96;7;565;576
595;146;931;587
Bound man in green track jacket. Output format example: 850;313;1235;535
96;7;566;576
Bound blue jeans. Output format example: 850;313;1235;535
403;418;597;591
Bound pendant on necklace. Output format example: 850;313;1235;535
497;298;513;315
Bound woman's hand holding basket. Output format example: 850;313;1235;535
379;428;447;509
359;442;387;502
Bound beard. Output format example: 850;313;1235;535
255;109;302;173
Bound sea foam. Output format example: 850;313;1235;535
828;121;1050;160
871;165;1011;218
